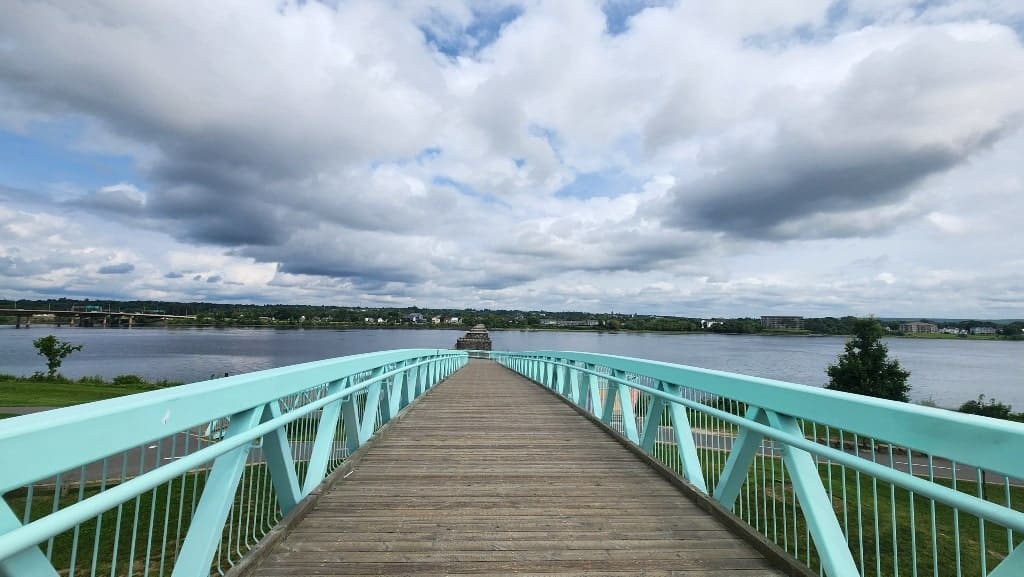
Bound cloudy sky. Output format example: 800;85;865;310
1;1;1022;317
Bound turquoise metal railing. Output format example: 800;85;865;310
0;349;466;577
493;350;1024;577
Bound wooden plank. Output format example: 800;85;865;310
246;359;792;577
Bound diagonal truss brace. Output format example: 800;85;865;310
171;406;262;577
0;501;58;577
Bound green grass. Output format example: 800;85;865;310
7;462;289;576
651;440;1024;577
0;375;172;407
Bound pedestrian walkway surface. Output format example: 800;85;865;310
247;359;791;576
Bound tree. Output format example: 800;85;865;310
33;335;83;378
826;318;911;401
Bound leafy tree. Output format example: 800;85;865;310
1000;322;1024;340
826;318;911;401
32;335;83;378
958;395;1014;420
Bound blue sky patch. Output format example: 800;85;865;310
528;124;564;162
602;0;673;36
420;4;523;58
0;123;139;195
554;169;639;199
432;175;505;206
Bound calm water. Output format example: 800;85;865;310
1;326;1021;409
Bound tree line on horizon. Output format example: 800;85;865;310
2;297;1021;338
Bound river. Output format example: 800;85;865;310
0;326;1021;409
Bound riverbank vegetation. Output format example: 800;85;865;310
3;297;1022;339
0;373;178;407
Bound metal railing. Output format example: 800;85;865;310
492;350;1024;577
0;349;466;577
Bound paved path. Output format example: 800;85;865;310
246;359;792;576
0;406;58;415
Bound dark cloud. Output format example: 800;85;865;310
206;275;222;284
164;271;184;279
665;139;961;239
98;263;135;274
146;181;289;246
73;185;146;216
495;227;705;275
266;254;428;287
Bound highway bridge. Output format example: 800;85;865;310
2;308;196;328
0;350;1021;576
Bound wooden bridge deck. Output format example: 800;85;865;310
247;359;793;576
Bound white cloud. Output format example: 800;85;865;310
0;0;1021;317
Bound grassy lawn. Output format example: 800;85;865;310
7;462;284;577
0;376;170;408
651;441;1023;577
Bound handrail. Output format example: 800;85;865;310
0;349;457;492
0;348;466;577
493;350;1024;577
510;350;1024;480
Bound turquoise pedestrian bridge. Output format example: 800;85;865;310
1;349;1022;576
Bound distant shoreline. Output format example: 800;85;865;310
2;321;1019;341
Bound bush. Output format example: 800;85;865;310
958;394;1014;420
112;374;147;385
30;372;70;383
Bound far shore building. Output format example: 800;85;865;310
970;326;997;335
539;319;600;327
760;316;804;330
899;321;938;334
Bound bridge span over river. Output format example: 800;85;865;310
1;349;1022;576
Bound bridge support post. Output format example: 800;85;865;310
170;406;262;577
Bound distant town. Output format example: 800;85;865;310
3;298;1022;339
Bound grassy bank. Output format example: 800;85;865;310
651;442;1023;577
0;374;178;408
